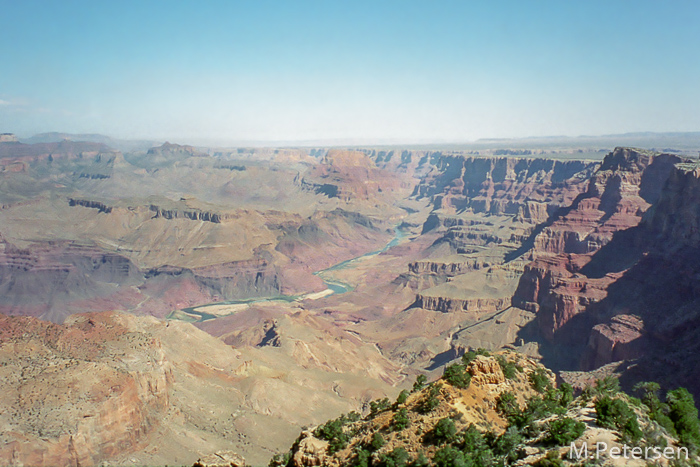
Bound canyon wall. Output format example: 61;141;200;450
496;150;700;398
0;312;172;467
512;148;686;340
414;156;597;220
579;160;700;380
403;155;597;315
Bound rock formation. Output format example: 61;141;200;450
291;431;329;467
193;451;246;467
6;136;700;466
512;148;686;340
398;155;598;318
0;312;172;467
414;156;596;219
302;149;411;204
279;352;559;467
0;133;19;143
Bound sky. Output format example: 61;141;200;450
1;0;699;145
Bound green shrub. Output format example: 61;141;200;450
328;436;349;454
546;417;586;445
314;418;343;440
541;388;569;414
378;448;410;467
432;417;457;444
370;398;391;418
443;363;471;389
396;389;409;406
465;448;496;467
459;424;489;452
433;446;465;467
496;391;520;419
529;368;552;393
526;398;550;427
496;355;522;380
635;381;678;437
392;408;410;431
557;382;574;408
462;351;477;366
461;348;490;366
410;452;430;467
460;426;496;466
510;394;564;429
268;452;292;467
369;432;386;450
595;396;642;442
492;426;523;461
595;396;624;429
588;376;620;397
418;384;441;414
653;411;678;437
413;374;427;392
353;448;371;467
635;381;662;411
667;388;700;450
533;450;564;467
642;424;669;453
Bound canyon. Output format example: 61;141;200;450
2;133;700;465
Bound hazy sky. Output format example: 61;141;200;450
1;1;699;144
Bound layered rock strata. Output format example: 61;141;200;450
404;156;598;314
0;312;172;467
414;156;596;220
512;148;686;340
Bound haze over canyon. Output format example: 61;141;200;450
0;130;699;466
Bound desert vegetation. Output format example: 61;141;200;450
274;351;700;467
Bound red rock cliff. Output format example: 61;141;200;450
0;312;172;467
512;148;685;340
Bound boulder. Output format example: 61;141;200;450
193;451;246;467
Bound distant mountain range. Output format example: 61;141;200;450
9;130;700;155
19;132;160;153
466;131;700;152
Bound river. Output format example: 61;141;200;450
170;226;406;322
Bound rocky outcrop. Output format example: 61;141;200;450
290;431;328;467
0;240;144;320
643;160;700;248
69;198;113;213
504;150;700;400
0;312;172;467
579;160;700;378
530;149;683;256
68;197;242;224
187;259;282;300
147;141;206;158
512;255;613;339
439;225;503;250
302;149;409;202
416;294;511;313
148;204;233;223
0;133;19;143
466;355;506;386
193;451;246;467
582;315;645;370
0;159;26;173
408;259;488;276
276;352;562;467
